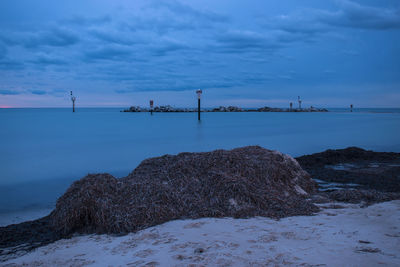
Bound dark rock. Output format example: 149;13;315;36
296;147;400;192
122;105;328;113
0;216;63;262
320;189;400;205
212;106;243;112
356;247;381;253
194;248;205;254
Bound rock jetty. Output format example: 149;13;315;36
123;105;197;113
122;105;328;112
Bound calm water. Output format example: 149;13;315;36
1;108;400;214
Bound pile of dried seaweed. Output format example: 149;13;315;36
50;146;318;235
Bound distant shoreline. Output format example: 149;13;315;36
122;105;329;113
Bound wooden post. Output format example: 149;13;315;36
298;96;302;110
350;104;353;112
196;89;202;121
198;98;201;120
70;91;76;113
290;102;293;111
150;100;154;115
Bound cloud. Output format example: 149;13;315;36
0;59;24;70
214;30;280;53
150;0;229;24
84;46;133;61
213;29;313;54
65;15;112;26
272;1;400;34
0;89;50;96
268;14;326;36
0;0;398;107
0;44;6;59
123;0;229;35
25;28;79;48
0;89;20;95
30;55;68;66
89;29;137;46
114;89;132;94
30;90;47;95
150;39;188;56
320;0;400;30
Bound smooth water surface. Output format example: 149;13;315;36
1;108;400;214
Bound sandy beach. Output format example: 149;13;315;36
2;200;399;266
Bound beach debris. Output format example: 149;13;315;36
194;248;205;254
356;247;381;253
321;189;400;205
50;146;319;235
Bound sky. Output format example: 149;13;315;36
0;0;399;108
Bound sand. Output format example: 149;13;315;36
2;200;399;266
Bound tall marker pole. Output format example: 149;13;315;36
196;89;202;121
70;91;76;113
150;100;154;115
298;96;302;110
350;104;353;112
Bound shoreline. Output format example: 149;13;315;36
0;208;53;228
1;146;400;264
3;200;400;266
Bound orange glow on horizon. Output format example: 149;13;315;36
0;105;12;108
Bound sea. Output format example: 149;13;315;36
1;107;400;223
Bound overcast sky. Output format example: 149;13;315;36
0;0;399;108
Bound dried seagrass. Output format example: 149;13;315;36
50;146;319;235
